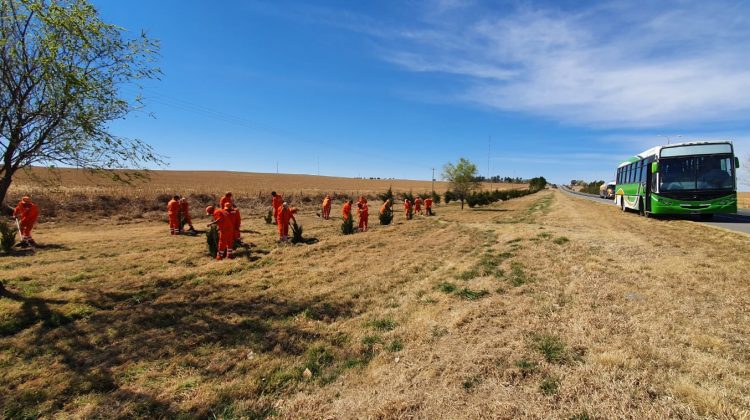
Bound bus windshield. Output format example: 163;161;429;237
659;155;734;191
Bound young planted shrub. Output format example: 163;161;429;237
431;190;441;204
342;209;354;235
0;220;17;253
291;220;304;244
444;190;455;204
378;186;395;203
206;225;219;257
263;210;273;224
379;203;394;225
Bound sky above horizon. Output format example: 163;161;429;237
95;0;750;187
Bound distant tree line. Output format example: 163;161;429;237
574;180;605;195
473;176;526;183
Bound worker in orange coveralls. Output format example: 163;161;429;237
167;195;181;235
208;202;236;259
271;191;283;223
357;196;369;232
276;202;296;241
404;198;412;220
227;204;242;246
342;199;352;221
424;197;433;216
219;192;234;209
13;196;39;246
178;197;195;233
380;198;392;215
414;197;423;215
321;195;332;220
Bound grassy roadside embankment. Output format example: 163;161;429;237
1;190;748;418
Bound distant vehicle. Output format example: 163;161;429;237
599;181;616;199
614;141;739;218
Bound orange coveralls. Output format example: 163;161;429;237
229;207;242;242
277;206;295;239
167;198;181;235
220;194;234;209
13;200;39;242
424;198;433;215
342;201;352;221
179;199;192;230
358;202;369;231
404;199;412;219
215;207;236;259
272;195;283;222
322;196;331;219
414;197;422;214
380;199;391;215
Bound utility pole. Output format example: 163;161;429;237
488;136;492;190
431;168;435;192
276;161;278;174
317;156;320;176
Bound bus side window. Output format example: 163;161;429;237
635;161;642;183
640;161;648;183
629;164;635;183
617;168;621;184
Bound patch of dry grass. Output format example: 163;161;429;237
738;191;750;209
1;189;749;418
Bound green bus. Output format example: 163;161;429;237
615;141;740;218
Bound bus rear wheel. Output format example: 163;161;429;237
699;213;714;221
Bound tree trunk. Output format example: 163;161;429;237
0;172;16;216
460;199;464;210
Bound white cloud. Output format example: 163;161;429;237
369;2;750;128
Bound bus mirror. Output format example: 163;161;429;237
651;162;658;173
736;157;740;168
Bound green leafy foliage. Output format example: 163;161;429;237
430;190;441;204
0;0;162;205
379;202;393;225
263;210;273;224
442;158;480;209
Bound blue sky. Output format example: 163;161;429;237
95;0;750;187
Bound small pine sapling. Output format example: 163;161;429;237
0;220;17;254
291;220;304;244
264;210;273;224
206;225;219;257
379;202;393;225
342;208;354;235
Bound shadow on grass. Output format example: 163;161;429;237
1;281;358;417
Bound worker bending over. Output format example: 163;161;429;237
207;202;236;259
277;202;296;241
13;196;39;246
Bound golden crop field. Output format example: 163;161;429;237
1;189;748;418
7;168;527;220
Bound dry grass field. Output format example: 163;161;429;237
1;189;749;418
6;168;526;220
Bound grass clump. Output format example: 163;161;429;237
387;339;403;352
540;375;560;395
456;287;490;300
534;334;567;363
515;359;538;377
569;411;592;420
368;317;396;332
303;345;335;376
437;282;457;293
510;263;530;287
456;268;479;281
553;236;570;245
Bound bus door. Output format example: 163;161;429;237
643;162;652;212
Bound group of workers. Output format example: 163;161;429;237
166;196;196;235
165;191;436;260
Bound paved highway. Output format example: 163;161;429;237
559;186;750;235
